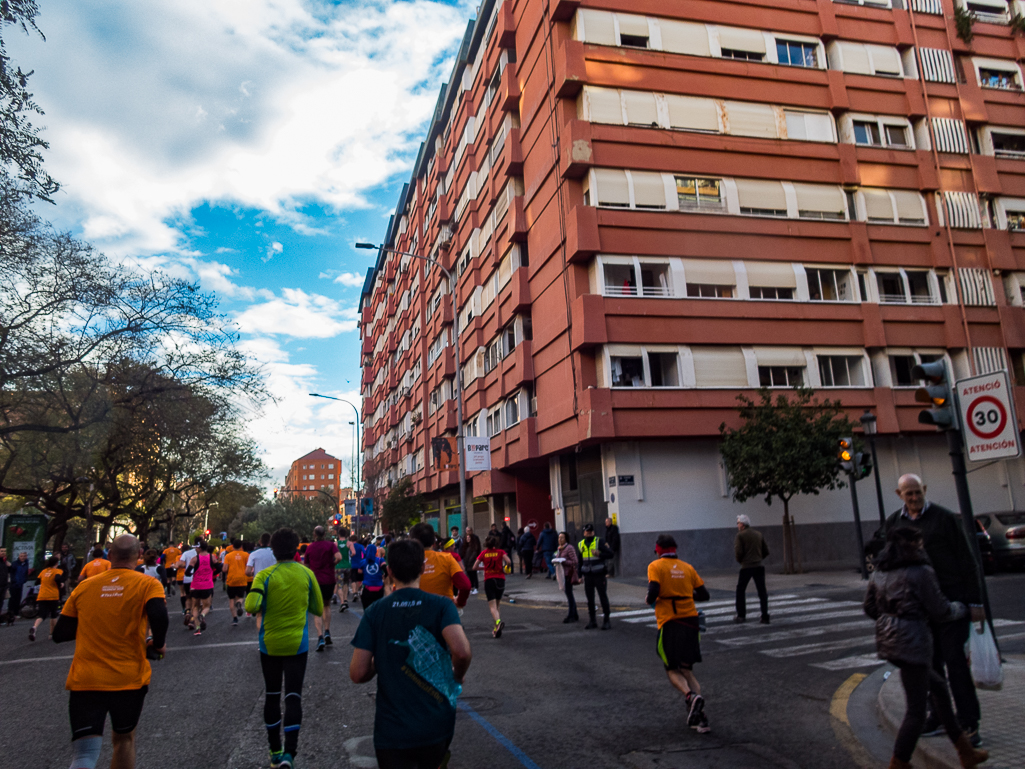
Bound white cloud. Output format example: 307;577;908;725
330;272;366;288
234;287;358;338
14;0;474;255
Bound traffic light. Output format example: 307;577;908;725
838;437;855;473
854;451;872;480
912;360;957;430
204;528;211;537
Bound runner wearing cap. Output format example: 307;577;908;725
647;533;711;734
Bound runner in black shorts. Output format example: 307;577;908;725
69;687;149;739
473;536;511;639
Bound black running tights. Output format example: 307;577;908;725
893;662;961;762
260;652;308;757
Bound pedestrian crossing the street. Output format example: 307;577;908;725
608;594;1025;671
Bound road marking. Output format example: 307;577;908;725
996;631;1025;642
715;620;870;647
706;609;867;630
0;654;75;666
459;700;543;769
701;597;831;617
608;594;802;619
813;654;887;671
0;640;258;666
706;601;861;624
760;636;876;658
991;619;1024;627
621;597;837;624
830;673;868;725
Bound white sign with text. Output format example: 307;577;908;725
464;436;492;471
957;371;1021;461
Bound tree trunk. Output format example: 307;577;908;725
781;498;804;575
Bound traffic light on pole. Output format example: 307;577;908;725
854;451;872;480
912;360;957;430
838;437;855;473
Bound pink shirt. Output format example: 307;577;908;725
190;553;215;590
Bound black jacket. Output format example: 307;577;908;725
517;532;536;552
879;503;981;605
605;524;621;553
864;559;965;666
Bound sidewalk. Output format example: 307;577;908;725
501;567;870;610
877;655;1025;769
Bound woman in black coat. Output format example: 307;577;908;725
517;528;537;578
863;526;987;769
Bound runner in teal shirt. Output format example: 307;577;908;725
244;528;323;769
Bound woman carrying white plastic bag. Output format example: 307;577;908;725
969;620;1003;691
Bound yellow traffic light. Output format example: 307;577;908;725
838;437;854;469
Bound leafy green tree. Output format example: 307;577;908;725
231;497;331;544
719;388;855;574
380;478;424;535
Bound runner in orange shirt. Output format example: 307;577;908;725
409;524;471;609
79;547;111;580
161;544;181;596
221;539;249;627
29;556;65;641
53;534;168;769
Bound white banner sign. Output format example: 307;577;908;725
464;436;492;471
957;371;1021;461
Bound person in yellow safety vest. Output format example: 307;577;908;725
577;523;615;630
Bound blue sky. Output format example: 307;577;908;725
7;0;475;487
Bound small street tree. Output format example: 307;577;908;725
719;388;855;573
380;478;424;535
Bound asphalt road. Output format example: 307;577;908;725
2;571;1022;769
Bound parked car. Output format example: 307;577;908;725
975;519;997;575
976;512;1025;570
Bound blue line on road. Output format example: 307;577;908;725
458;700;542;769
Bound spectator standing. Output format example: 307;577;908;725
555;532;579;623
863;526;988;769
0;548;8;619
518;527;536;579
881;474;985;746
305;526;341;652
734;514;770;624
499;523;515;570
6;551;32;624
350;538;472;769
463;529;481;595
449;526;465;561
53;534;168;769
578;523;615;630
536;523;559;580
58;543;78;594
604;517;621;577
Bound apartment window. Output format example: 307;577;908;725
853;121;882;146
759;366;805;387
328;463;334;469
648;352;681;386
328;474;335;479
978;67;1022;91
736;179;787;217
676;176;725;211
784;110;835;142
818;356;867;387
746;261;797;299
750;286;794;300
505;398;520;426
890;353;942;386
885;125;910;148
502;323;516;356
776;40;818;68
906;271;933;303
992;132;1025;158
640;263;672;297
964;0;1009;19
876;272;905;303
487;409;503;436
610;353;645;387
1008;211;1025;230
807;268;857;302
617;15;650;48
721;48;763;61
484;337;502;374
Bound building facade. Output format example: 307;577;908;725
359;0;1025;574
282;449;348;514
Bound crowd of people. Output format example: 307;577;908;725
0;476;996;769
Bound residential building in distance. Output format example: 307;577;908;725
282;448;347;513
359;0;1025;574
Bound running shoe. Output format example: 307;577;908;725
269;750;285;768
316;635;325;652
694;714;711;734
277;754;293;769
494;620;504;639
339;602;348;614
686;694;705;727
200;619;207;632
183;614;191;626
232;617;239;626
470;589;478;595
194;628;202;636
324;632;333;646
28;627;36;641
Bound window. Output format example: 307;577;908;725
692;347;749;387
746;261;798;299
328;474;335;479
690;283;734;297
648;352;680;386
1008;211;1025;230
818;356;867;387
505;398;520;426
487;409;503;436
604;261;636;296
847;114;914;150
759;366;804;387
885;125;910;148
853;121;882;146
617;14;650;48
876;272;905;303
610;354;645;387
736;179;787;217
641;262;672;297
750;286;794;299
906;271;934;303
992;132;1025;158
776;40;818;68
721;48;763;61
784;111;834;142
683;258;736;298
978;67;1022;90
793;183;847;220
859;188;927;225
676;176;725;211
807;268;857;302
889;353;941;386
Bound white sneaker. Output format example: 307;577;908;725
470;589;478;595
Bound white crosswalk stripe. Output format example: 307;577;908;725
715;620;870;647
760;635;877;658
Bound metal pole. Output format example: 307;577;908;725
868;434;887;527
848;475;868;579
450;267;467;537
945;429;998;650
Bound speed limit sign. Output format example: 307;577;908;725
956;371;1021;461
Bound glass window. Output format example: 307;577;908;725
876;272;906;303
750;286;794;300
610;355;645;387
818;356;866;387
807;268;855;301
979;68;1021;90
885;124;910;148
603;262;636;296
640;263;672;297
721;48;764;61
758;366;805;387
853;121;882;146
889;355;917;386
992;132;1025;158
505;398;520;426
776;40;818;68
1007;211;1025;230
676;176;724;211
648;352;680;386
905;271;934;303
687;283;734;298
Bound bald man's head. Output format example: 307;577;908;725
896;474;927;517
108;534;141;567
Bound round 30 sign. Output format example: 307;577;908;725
966;395;1007;440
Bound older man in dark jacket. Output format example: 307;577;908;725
881;473;984;745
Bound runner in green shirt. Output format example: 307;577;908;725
244;528;323;769
334;527;352;613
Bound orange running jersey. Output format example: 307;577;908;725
79;559;111;580
37;568;64;601
647;557;704;628
419;549;464;599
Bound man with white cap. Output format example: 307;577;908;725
734;514;770;624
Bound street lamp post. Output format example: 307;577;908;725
308;393;361;535
860;410;887;527
355;241;467;535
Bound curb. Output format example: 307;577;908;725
877;672;967;769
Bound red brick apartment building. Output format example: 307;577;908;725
358;0;1025;573
282;449;348;513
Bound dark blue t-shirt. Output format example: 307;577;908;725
351;587;462;749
